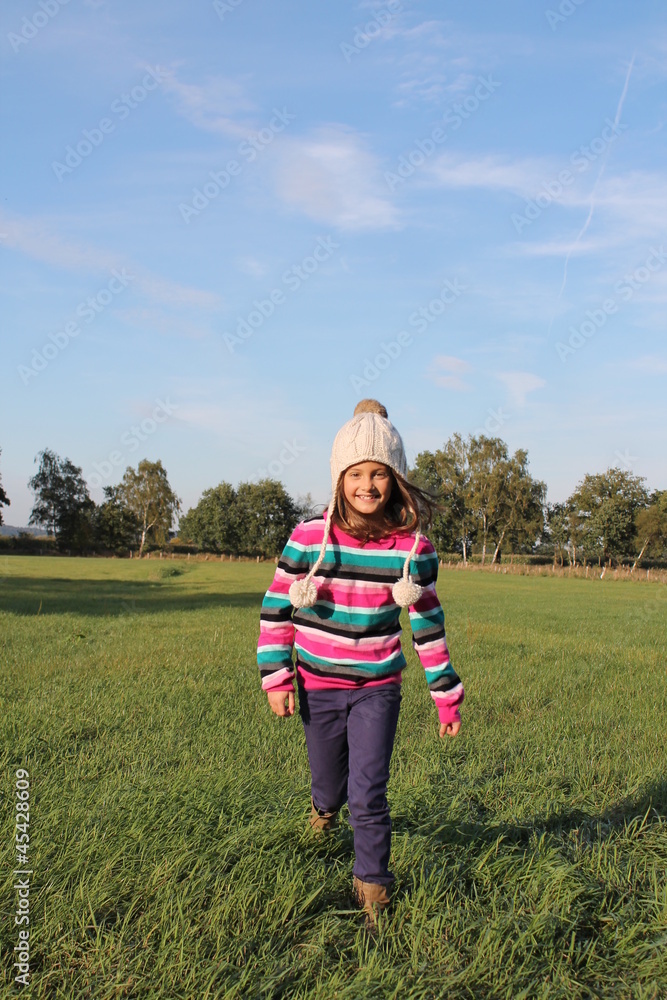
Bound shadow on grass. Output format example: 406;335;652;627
0;576;266;617
393;778;667;850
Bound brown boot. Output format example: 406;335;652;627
309;797;338;834
352;877;391;928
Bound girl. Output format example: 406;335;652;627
257;399;464;924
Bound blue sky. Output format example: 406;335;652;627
2;0;666;525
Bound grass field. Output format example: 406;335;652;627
1;556;666;999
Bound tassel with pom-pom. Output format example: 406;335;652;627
392;577;423;607
289;577;319;608
392;530;423;607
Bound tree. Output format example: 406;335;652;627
235;479;300;557
119;459;181;556
412;433;472;562
93;485;140;553
490;450;545;563
568;468;649;566
0;449;9;525
295;492;320;523
178;482;239;554
467;436;510;565
632;490;667;570
546;502;573;566
412;435;543;563
28;448;95;552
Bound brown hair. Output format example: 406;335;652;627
331;466;439;544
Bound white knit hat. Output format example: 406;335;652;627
289;400;423;609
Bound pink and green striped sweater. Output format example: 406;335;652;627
257;513;464;726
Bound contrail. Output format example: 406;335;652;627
548;53;635;333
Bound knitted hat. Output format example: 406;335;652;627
289;400;423;610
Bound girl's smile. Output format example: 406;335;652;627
342;462;393;516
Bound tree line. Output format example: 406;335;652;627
412;435;666;568
3;449;180;557
1;439;665;566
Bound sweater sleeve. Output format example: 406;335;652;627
407;537;464;726
257;521;313;692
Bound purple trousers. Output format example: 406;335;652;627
298;682;401;885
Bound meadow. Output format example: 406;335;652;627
0;555;665;999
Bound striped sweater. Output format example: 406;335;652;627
257;513;464;726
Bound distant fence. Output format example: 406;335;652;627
439;559;667;584
1;536;665;580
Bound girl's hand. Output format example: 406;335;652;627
439;720;461;738
267;690;295;717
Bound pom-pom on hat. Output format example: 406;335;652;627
288;400;423;610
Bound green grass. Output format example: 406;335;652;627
1;556;666;999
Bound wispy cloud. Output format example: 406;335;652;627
626;353;667;374
429;152;667;251
428;354;472;390
388;20;482;107
504;238;611;258
237;257;270;278
160;68;255;139
274;126;399;231
116;308;212;340
1;210;222;312
429;153;549;196
495;371;546;407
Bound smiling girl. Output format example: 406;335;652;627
257;399;464;925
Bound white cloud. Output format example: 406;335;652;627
274;126;399;231
429;153;552;196
429;154;667;257
160;68;255;139
495;371;546;407
428;354;472;391
393;67;478;107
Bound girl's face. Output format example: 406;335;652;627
342;462;394;517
